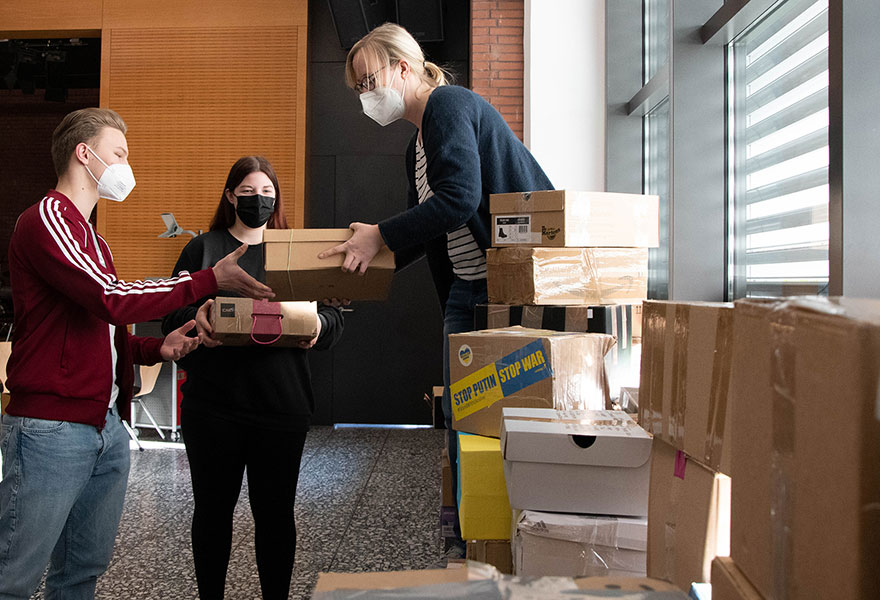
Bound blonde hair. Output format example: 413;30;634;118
345;23;450;90
51;108;127;178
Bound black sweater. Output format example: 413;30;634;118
162;229;344;431
377;85;553;312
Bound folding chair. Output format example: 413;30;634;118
123;363;164;451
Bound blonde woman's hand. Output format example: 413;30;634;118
317;223;385;274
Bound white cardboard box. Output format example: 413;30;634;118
513;510;647;578
500;408;651;516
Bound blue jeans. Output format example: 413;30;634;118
441;277;488;545
0;406;130;600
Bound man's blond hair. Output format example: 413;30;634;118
51;108;127;178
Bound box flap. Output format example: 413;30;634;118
263;228;352;243
517;510;648;551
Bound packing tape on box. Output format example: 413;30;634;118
769;302;797;600
704;307;734;470
641;302;666;437
283;230;295;299
662;451;687;583
517;512;628;548
513;191;534;212
671;304;690;448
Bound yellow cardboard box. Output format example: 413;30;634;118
457;433;512;541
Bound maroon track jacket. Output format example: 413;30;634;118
5;191;217;428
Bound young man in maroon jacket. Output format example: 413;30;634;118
0;108;273;599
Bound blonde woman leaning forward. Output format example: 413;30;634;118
318;23;554;560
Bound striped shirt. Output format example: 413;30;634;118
415;141;487;280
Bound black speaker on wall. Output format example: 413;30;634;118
396;0;444;43
327;0;444;50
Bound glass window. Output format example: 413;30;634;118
643;0;670;84
645;97;670;300
728;0;829;298
642;0;670;299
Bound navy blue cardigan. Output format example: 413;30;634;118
378;85;553;311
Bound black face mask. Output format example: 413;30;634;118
235;194;275;228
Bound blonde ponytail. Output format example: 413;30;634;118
424;60;450;87
346;23;450;90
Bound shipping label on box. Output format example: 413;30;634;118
475;303;640;399
263;229;395;301
486;247;648;306
456;433;512;541
514;510;647;578
490;190;660;248
647;439;730;592
210;297;318;346
638;301;734;474
449;327;615;437
730;297;880;600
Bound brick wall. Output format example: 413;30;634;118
471;0;524;140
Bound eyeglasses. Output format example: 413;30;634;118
354;65;387;93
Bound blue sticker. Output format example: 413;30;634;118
495;339;553;397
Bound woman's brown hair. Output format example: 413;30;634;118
209;156;288;231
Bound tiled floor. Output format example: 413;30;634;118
29;426;447;599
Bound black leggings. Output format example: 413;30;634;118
181;405;308;600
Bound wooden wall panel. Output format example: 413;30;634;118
99;26;306;280
103;0;307;29
0;0;101;35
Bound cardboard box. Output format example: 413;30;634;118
449;327;615;437
486;247;648;306
1;392;10;415
440;449;455;540
490;190;660;248
711;558;764;600
475;303;640;400
501;408;651;516
263;229;395;301
209;297;317;346
457;433;512;540
730;298;880;600
466;540;513;574
513;510;647;578
638;301;734;474
647;439;730;591
314;567;685;597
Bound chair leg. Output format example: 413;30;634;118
134;397;166;440
122;418;145;452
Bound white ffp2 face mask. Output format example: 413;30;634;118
360;68;407;127
84;145;136;202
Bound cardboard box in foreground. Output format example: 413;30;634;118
490;190;660;248
210;297;317;346
466;540;512;574
264;229;395;301
647;439;730;591
486;247;648;305
449;327;615;437
638;301;734;474
711;557;763;600
313;566;686;597
730;297;880;600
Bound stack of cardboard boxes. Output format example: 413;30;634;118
501;407;652;577
715;298;880;600
443;190;660;574
637;301;734;592
486;190;657;402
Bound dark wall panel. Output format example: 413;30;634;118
306;0;467;424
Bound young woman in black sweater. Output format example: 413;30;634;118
162;156;343;599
